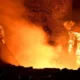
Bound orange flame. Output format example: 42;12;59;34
0;0;79;70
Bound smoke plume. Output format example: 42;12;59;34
0;0;78;69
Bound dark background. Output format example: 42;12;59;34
73;0;80;9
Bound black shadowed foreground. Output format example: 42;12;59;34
0;60;80;80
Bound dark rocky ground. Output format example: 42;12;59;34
0;60;80;80
0;0;80;79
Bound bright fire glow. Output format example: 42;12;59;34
0;0;79;70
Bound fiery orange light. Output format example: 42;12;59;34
0;0;79;70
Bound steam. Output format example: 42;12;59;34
0;0;78;69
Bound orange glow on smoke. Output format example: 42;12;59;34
1;21;77;69
2;21;60;68
0;0;79;70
